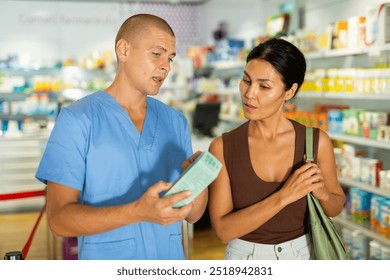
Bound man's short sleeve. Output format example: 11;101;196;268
35;107;89;191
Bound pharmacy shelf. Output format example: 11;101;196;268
0;150;42;159
304;44;390;59
0;162;39;170
299;92;390;100
210;60;245;70
0;134;48;212
1;173;38;181
0;66;58;73
333;216;390;246
305;48;366;59
0;113;52;122
0;134;49;142
339;177;390;198
0;92;58;101
0;92;31;101
328;133;390;150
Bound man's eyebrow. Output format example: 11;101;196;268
155;45;176;57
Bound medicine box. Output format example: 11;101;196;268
369;111;388;140
370;195;386;233
366;3;390;45
350;188;372;224
328;109;343;134
342;109;363;136
360;158;383;187
348;16;366;48
378;199;390;238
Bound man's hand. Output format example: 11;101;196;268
134;181;193;225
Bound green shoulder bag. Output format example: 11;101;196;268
306;126;349;260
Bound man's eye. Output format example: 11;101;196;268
153;52;161;57
242;79;250;84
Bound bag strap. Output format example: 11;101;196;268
305;126;314;162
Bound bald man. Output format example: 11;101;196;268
36;14;207;260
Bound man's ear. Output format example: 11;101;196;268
285;83;298;101
116;39;128;62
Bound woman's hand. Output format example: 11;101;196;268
279;162;324;206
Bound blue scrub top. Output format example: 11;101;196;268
36;91;193;260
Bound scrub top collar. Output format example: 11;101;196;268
99;91;157;150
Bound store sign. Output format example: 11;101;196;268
18;14;117;27
0;0;198;63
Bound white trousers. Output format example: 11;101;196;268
225;234;312;260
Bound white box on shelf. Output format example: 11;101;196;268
366;3;390;45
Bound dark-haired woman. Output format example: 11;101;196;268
208;38;345;260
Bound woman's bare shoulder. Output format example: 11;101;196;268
209;135;223;152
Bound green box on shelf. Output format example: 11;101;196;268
342;109;364;136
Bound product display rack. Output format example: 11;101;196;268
0;92;58;121
58;66;114;108
300;92;390;101
0;66;114;121
328;132;390;150
0;134;48;212
0;67;60;124
193;60;246;134
0;66;114;213
304;44;390;59
337;172;390;247
334;216;390;246
302;44;390;247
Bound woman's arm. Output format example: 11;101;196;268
312;129;345;217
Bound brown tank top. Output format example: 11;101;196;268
222;119;319;244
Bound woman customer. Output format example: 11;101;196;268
208;38;345;260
